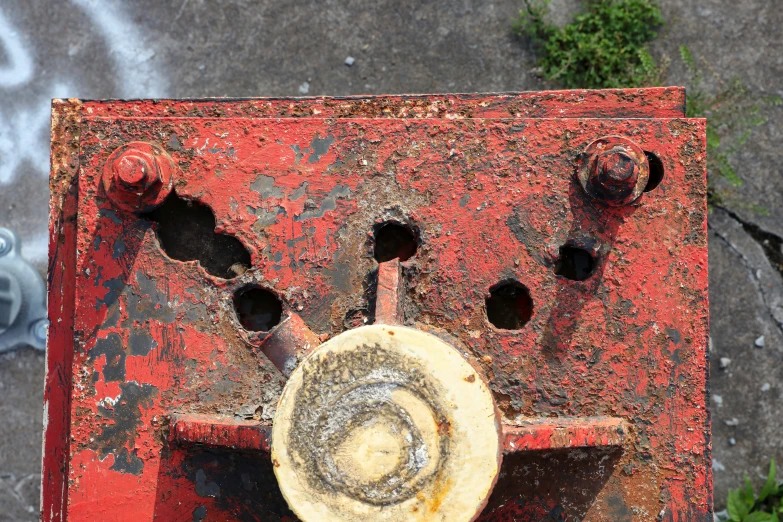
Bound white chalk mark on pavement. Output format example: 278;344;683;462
0;10;34;88
0;2;166;265
70;0;168;98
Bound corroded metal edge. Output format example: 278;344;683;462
375;259;404;325
502;417;628;453
47;90;709;521
80;87;686;119
170;415;629;454
42;98;83;522
170;414;272;452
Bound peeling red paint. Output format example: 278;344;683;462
502;417;627;452
80;87;687;120
171;414;272;452
45;88;710;521
171;415;627;455
375;258;404;324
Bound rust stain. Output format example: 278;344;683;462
44;89;709;522
427;474;453;514
437;420;452;437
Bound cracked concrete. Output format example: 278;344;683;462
709;208;783;501
0;0;782;517
711;209;783;331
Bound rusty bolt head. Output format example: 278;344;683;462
577;136;650;206
114;153;155;190
102;142;175;212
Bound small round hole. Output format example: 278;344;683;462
374;223;418;262
644;151;664;192
234;287;283;332
486;281;533;330
555;245;595;281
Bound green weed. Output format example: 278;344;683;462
722;460;783;522
513;0;664;89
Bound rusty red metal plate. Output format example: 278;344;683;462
45;88;710;521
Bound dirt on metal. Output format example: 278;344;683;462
44;88;710;521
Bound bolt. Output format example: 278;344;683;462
102;142;175;212
112;150;161;192
114;153;155;190
577;136;650;206
596;148;638;189
590;145;641;201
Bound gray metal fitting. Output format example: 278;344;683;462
0;228;47;352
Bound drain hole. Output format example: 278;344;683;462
374;223;418;262
555;246;595;281
234;287;283;332
142;193;251;279
644;151;664;192
486;281;533;330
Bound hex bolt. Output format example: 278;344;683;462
576;136;650;206
114;153;156;191
596;149;637;191
101;142;175;212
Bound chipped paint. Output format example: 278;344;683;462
44;88;710;521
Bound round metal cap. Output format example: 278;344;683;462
271;324;502;522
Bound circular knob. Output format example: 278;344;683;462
271;324;502;522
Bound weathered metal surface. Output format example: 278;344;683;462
375;258;404;324
81;87;686;119
171;414;272;452
44;98;82;522
45;88;710;521
270;323;503;522
576;136;650;206
257;313;320;378
502;417;627;453
101;141;175;213
172;415;628;455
